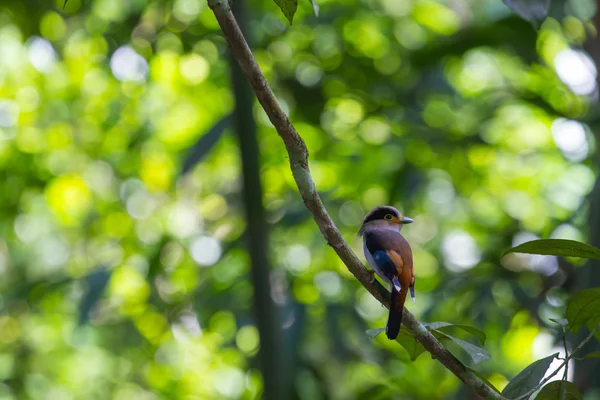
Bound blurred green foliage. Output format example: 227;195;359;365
0;0;599;398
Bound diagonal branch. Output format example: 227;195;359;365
206;1;503;399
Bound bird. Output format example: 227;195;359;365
359;205;414;340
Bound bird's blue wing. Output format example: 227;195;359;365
364;231;404;288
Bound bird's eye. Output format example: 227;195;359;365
384;214;393;220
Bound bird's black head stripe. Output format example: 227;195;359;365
363;206;400;224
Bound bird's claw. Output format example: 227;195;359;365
367;269;376;283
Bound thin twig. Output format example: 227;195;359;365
513;324;600;400
561;328;568;400
206;1;504;399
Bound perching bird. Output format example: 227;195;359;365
359;206;414;340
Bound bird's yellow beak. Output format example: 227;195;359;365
393;216;414;224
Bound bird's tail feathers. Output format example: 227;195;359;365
386;287;408;340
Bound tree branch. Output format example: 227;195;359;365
561;329;568;400
206;1;503;398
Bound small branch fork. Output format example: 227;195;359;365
513;324;600;400
206;1;503;398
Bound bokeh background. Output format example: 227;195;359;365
1;0;600;398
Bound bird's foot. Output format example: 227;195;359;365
367;269;376;283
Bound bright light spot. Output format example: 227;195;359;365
335;99;364;124
110;46;148;82
136;218;163;245
550;224;582;241
359;118;391;145
236;325;259;354
547;164;595;211
179;54;209;85
532;332;554;358
39;236;69;269
511;232;558;276
408;214;438;244
16;86;40;112
394;20;427;50
314;271;342;297
45;174;92;224
214;367;245;399
168;202;202;238
284;245;311;273
110;266;150;304
529;254;558;276
428;177;455;215
120;179;145;202
82;69;109;96
268;41;292;62
180;314;201;336
546;292;564;307
190;236;221;266
14;214;51;243
173;0;203;23
295;62;323;87
550;118;589;162
381;0;411;16
512;231;539;247
171;313;202;341
361;187;387;209
126;190;156;220
458;50;504;92
0;100;19;128
554;49;597;96
503;191;534;220
160;242;184;269
532;338;574;383
84;161;115;198
0;34;23;71
27;37;56;73
442;230;481;272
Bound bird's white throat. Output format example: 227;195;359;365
362;219;402;233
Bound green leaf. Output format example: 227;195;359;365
274;0;298;24
566;288;600;334
396;326;427;361
502;0;550;27
425;322;487;345
583;352;600;359
536;381;582;400
434;331;490;365
503;239;600;260
549;318;569;326
365;328;385;339
501;353;559;398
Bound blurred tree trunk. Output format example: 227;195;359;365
572;4;600;393
228;2;287;399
